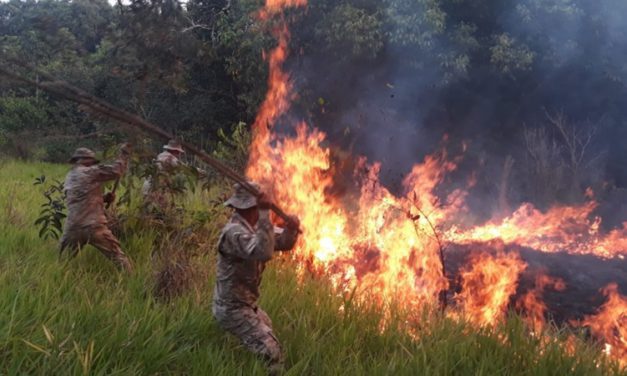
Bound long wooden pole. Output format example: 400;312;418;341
0;64;298;228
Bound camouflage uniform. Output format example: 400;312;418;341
142;140;184;209
212;184;299;367
60;147;133;272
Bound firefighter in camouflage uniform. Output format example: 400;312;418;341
213;182;300;372
142;139;186;211
59;144;133;272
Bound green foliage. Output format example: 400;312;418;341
0;0;247;157
437;22;479;79
517;0;582;22
33;175;66;241
0;96;48;133
40;140;78;164
490;33;535;74
0;128;6;148
383;0;446;49
1;0;624;159
316;4;384;60
212;121;251;173
213;0;273;118
2;0;627;189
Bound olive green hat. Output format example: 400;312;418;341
224;182;261;210
69;147;99;164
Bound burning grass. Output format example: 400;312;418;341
241;0;627;367
0;0;624;372
244;118;627;365
0;160;624;374
581;283;627;367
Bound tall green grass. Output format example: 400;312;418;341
0;159;623;375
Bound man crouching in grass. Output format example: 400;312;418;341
212;182;300;373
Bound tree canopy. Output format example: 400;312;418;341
1;0;626;191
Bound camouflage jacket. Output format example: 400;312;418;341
142;151;180;195
63;153;129;230
213;210;299;309
156;151;180;172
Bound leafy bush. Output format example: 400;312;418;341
0;96;48;133
211;121;251;174
33;175;66;240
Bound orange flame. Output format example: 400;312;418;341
247;0;449;313
516;274;566;332
454;251;527;327
447;201;626;259
264;0;307;15
580;283;627;366
244;0;627;345
247;29;292;171
249;123;449;311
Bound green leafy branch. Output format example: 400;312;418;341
34;175;66;240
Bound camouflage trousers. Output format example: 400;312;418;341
143;191;172;211
213;303;283;366
59;224;133;273
142;180;174;213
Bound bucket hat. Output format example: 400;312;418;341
69;147;99;164
224;182;261;210
163;139;185;153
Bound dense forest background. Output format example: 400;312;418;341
1;0;626;221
